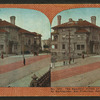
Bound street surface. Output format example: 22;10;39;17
0;54;51;87
51;55;100;87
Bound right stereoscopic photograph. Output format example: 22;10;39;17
51;8;100;87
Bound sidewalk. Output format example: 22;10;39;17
0;54;51;87
52;55;100;71
0;55;50;74
51;55;100;87
0;53;48;65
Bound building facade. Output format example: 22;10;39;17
51;15;100;61
0;16;42;55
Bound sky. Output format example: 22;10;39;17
0;8;50;40
52;8;100;30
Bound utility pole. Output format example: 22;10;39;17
5;36;8;57
68;29;71;64
63;29;73;64
22;35;25;59
86;35;89;57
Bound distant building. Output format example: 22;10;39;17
51;15;100;61
42;38;51;51
0;16;42;54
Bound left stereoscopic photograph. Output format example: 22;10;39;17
0;8;51;87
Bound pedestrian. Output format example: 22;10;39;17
1;53;3;59
63;60;66;66
37;52;38;56
34;52;36;56
69;57;72;64
63;53;66;66
82;53;84;59
23;57;26;66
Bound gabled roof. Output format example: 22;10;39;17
52;20;100;29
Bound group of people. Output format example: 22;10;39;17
63;56;74;66
50;53;85;68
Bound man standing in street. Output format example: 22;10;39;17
82;53;85;59
23;57;26;66
1;52;3;59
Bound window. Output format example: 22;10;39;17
55;44;57;49
54;35;58;41
62;29;66;32
77;45;80;50
52;45;55;49
34;41;36;44
77;45;85;50
52;35;54;40
14;45;17;49
62;44;65;49
54;52;57;56
81;45;85;50
0;45;3;50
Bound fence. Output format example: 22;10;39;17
30;69;51;87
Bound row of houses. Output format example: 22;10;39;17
51;15;100;61
0;16;42;55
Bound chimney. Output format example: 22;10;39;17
10;16;16;25
69;18;73;22
57;15;61;25
91;16;96;25
78;19;83;21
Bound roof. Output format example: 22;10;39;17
31;32;38;35
19;28;33;34
52;20;100;29
0;29;8;33
31;32;42;36
0;20;19;28
0;20;42;36
19;29;42;36
76;29;89;33
37;33;42;36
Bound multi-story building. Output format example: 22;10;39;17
0;16;42;55
51;15;100;61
